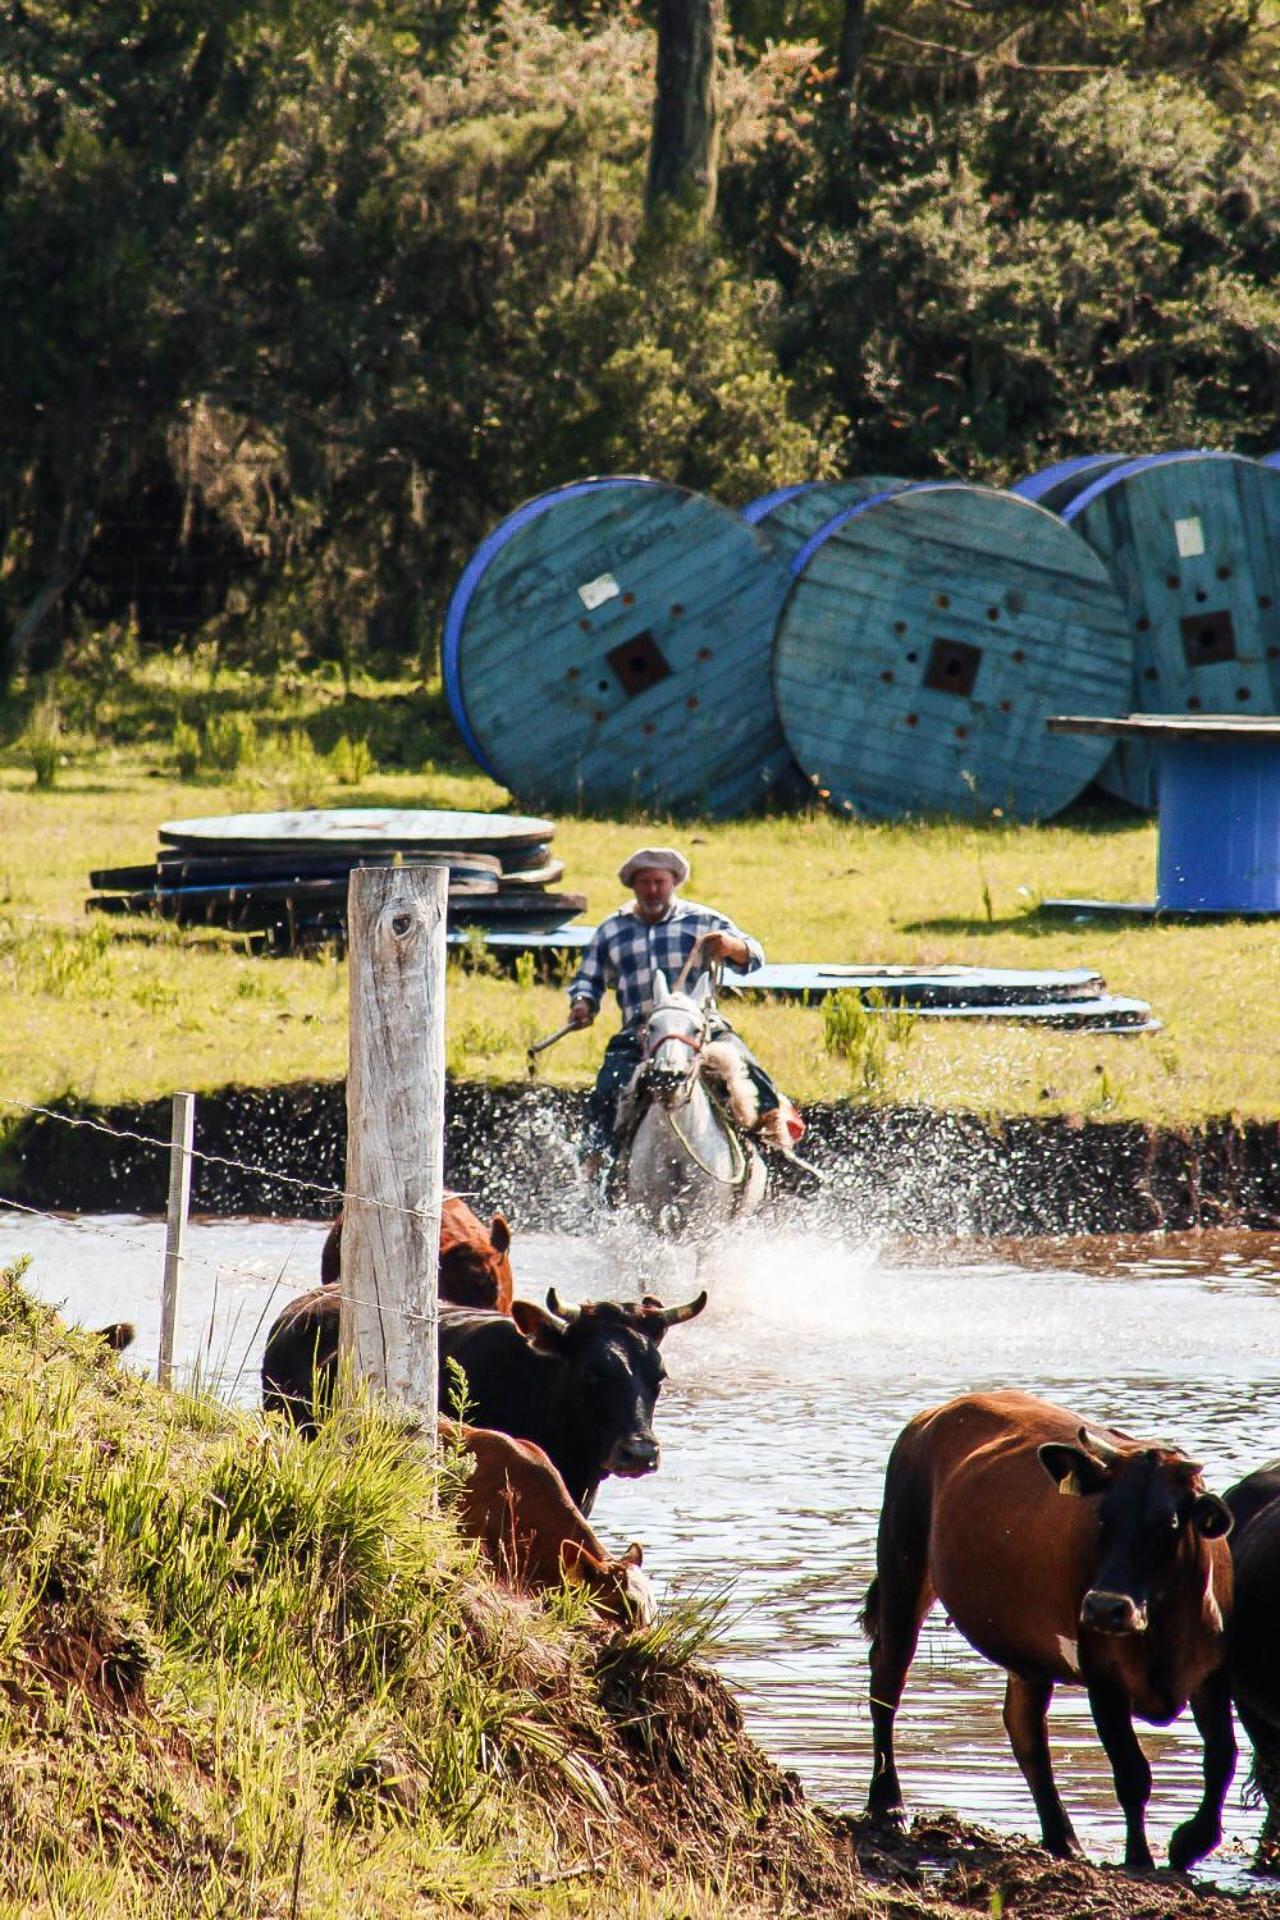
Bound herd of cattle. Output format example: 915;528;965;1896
254;1198;1280;1879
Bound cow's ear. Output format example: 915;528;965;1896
1038;1442;1113;1497
620;1540;644;1568
511;1299;566;1353
1191;1492;1234;1539
489;1214;512;1255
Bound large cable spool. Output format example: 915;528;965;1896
771;483;1133;820
741;478;911;556
1011;455;1130;514
442;477;793;818
1059;451;1280;808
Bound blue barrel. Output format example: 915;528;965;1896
742;478;911;556
443;478;793;818
1061;451;1280;809
1011;455;1130;514
771;483;1133;821
1157;729;1280;910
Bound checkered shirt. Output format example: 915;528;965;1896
568;898;764;1029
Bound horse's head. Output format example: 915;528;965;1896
641;970;712;1106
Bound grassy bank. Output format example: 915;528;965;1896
0;1261;867;1918
0;658;1274;1128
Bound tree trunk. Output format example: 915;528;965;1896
645;0;722;231
836;0;870;91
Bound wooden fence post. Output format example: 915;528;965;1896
341;865;447;1430
158;1090;195;1388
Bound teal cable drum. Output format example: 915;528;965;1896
1060;451;1280;809
443;478;793;818
1011;455;1129;514
771;483;1133;821
742;478;911;556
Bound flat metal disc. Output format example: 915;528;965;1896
159;808;554;853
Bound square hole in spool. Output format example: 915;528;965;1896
606;630;672;698
1180;609;1236;666
923;637;982;698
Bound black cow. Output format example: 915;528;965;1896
261;1286;707;1515
1225;1459;1280;1873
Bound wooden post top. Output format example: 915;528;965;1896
1047;714;1280;742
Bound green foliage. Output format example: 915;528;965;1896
823;987;917;1096
22;700;64;788
201;710;258;773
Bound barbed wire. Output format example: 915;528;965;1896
0;1091;483;1226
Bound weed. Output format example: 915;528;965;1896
202;711;258;773
24;701;64;789
171;719;200;778
328;733;374;785
514;951;536;992
822;988;917;1097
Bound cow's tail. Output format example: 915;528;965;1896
859;1574;880;1641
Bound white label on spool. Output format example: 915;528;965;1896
578;572;621;610
1175;516;1205;558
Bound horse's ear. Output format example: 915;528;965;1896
653;970;670;1004
692;973;712;1005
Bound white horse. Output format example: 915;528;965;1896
609;970;768;1239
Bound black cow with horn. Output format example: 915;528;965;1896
262;1287;707;1516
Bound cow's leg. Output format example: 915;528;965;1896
863;1565;932;1824
1169;1669;1235;1871
1002;1674;1080;1858
1087;1680;1154;1870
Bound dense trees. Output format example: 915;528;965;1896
1;0;1277;685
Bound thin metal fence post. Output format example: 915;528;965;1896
159;1091;195;1388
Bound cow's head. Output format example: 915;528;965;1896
1040;1427;1233;1636
509;1289;707;1484
439;1213;514;1311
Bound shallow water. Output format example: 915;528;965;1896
1;1208;1277;1886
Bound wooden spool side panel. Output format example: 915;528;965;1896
457;484;792;817
773;486;1131;820
1066;455;1280;806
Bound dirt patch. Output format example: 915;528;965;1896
841;1811;1280;1920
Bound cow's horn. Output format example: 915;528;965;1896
656;1289;708;1327
1077;1424;1126;1469
545;1288;579;1323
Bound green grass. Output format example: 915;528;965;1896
0;653;1273;1127
0;1261;867;1918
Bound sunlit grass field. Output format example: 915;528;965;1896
0;655;1273;1128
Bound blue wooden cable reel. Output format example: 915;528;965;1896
741;478;911;556
1011;455;1130;514
770;483;1133;821
443;477;794;818
1059;450;1280;809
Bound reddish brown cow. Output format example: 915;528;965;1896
442;1417;653;1625
864;1390;1235;1872
320;1195;514;1312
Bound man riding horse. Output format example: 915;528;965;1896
567;846;796;1173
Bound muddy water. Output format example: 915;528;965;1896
1;1211;1277;1885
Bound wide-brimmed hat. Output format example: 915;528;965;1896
618;846;690;887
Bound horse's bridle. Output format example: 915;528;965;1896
641;1003;709;1106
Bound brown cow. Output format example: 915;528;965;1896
442;1417;653;1625
863;1390;1235;1872
320;1195;514;1312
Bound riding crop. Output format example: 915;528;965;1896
526;1022;578;1079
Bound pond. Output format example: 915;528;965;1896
1;1208;1276;1886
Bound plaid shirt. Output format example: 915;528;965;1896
569;898;764;1029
